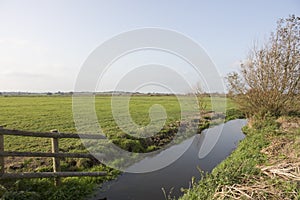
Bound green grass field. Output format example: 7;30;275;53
0;95;237;200
0;95;235;152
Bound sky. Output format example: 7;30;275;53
0;0;299;93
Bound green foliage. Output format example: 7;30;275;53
225;108;245;121
198;121;210;131
3;178;94;200
250;112;280;131
1;191;40;200
112;138;145;152
1;165;119;200
146;145;158;152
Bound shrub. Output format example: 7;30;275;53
227;15;300;118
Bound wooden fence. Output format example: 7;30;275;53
0;126;107;185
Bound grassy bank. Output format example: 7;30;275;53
179;116;300;200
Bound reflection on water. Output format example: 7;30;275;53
92;119;247;200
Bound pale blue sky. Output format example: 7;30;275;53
0;0;299;92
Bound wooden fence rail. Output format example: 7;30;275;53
0;126;107;186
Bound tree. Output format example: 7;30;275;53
227;15;300;118
194;82;207;113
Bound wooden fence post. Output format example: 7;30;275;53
0;128;107;181
0;126;4;175
51;129;61;186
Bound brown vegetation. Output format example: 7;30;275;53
227;15;300;118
